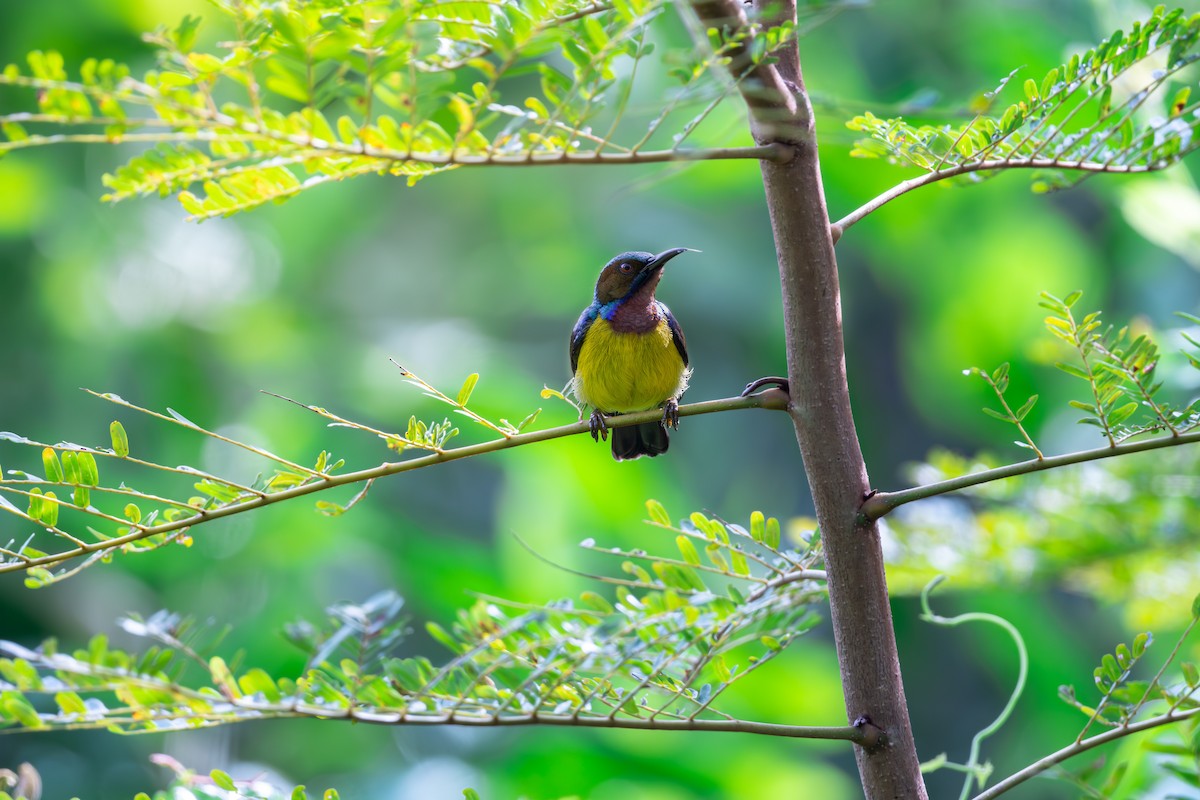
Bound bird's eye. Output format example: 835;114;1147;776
619;263;634;274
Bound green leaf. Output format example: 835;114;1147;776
54;691;87;715
981;407;1012;422
23;567;53;589
1056;362;1093;380
1040;67;1060;98
765;516;781;550
579;591;613;614
1100;762;1128;795
676;535;701;566
1;691;45;728
1192;592;1200;619
426;622;458;653
515;408;541;432
456;373;479;406
1023;77;1039;103
749;510;765;542
26;488;43;521
238;667;282;703
1015;394;1038;421
60;451;80;484
211;770;237;791
645;499;670;526
1182;661;1199;687
40;491;59;527
1102;653;1120;681
1108;401;1139;427
110;421;129;457
41;447;63;483
314;500;345;517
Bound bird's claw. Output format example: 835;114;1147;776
662;398;680;430
589;409;609;442
741;376;790;397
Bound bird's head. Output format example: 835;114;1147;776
593;247;695;304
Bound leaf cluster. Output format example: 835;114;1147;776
1041;291;1200;444
846;6;1200;192
965;291;1200;462
0;368;541;585
0;506;826;735
1050;607;1200;798
0;0;793;218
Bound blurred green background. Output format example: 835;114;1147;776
2;0;1200;797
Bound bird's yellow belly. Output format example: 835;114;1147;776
574;318;688;413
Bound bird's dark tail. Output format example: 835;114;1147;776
611;421;669;460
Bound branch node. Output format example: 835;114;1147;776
853;714;886;751
858;491;891;521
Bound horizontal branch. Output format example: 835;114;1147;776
861;428;1200;520
0;389;790;575
5;697;868;743
316;705;868;741
1;131;790;166
973;705;1200;800
830;157;1158;243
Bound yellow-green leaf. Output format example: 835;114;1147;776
110;421;129;457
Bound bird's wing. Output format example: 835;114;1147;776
662;302;688;367
570;305;599;374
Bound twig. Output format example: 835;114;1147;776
831;157;1160;242
0;390;789;575
861;429;1200;520
972;706;1200;800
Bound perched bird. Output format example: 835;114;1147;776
570;248;693;460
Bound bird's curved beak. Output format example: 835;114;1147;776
647;247;698;271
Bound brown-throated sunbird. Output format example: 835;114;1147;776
570;248;694;460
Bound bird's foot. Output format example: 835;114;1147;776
588;409;609;442
662;398;680;430
741;376;790;397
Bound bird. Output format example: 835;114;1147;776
570;247;694;460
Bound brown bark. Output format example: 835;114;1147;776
690;1;927;796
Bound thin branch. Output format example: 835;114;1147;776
972;706;1200;800
831;156;1163;242
7;694;866;740
0;390;789;575
860;428;1200;520
86;390;320;478
0;126;789;167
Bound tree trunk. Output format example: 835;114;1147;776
750;4;928;797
